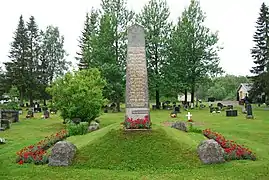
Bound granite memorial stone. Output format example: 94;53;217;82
125;24;150;123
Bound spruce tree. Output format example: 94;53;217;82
76;9;99;70
76;12;90;70
26;16;41;105
5;15;29;104
250;2;269;100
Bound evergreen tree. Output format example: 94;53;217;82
76;9;99;70
26;16;41;106
99;0;134;111
76;12;90;70
136;0;172;109
5;15;29;104
250;2;269;100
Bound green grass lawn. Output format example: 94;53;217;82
1;107;269;179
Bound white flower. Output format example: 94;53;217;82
0;138;6;144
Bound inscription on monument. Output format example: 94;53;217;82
126;44;148;108
125;24;150;121
132;110;149;114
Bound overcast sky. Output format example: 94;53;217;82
0;0;264;76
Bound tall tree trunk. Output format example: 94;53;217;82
191;83;195;104
184;89;188;105
20;87;24;105
156;89;160;109
29;91;34;107
43;99;46;106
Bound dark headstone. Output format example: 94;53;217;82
174;106;180;113
217;103;223;109
25;103;29;107
43;110;50;119
208;97;215;102
246;104;254;119
226;110;238;117
26;110;34;118
0;119;11;130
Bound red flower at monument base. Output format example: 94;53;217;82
202;129;256;161
124;115;151;129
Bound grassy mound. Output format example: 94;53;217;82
73;127;200;171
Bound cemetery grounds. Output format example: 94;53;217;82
0;105;269;179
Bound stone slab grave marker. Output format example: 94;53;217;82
246;103;254;119
125;24;150;124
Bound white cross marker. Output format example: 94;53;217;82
186;112;192;120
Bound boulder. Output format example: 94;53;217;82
197;139;225;164
48;141;77;166
88;122;100;131
171;121;187;132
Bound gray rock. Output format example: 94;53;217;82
197;139;225;164
48;141;77;166
88;122;100;131
171;121;187;132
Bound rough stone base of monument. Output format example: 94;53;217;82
126;107;149;120
246;115;254;119
124;108;151;130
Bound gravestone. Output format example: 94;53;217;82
226;110;238;117
43;110;50;119
0;110;19;123
125;24;150;124
246;103;254;119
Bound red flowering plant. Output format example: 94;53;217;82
16;129;68;165
203;129;256;161
124;115;151;129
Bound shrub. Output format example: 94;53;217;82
47;68;106;123
67;122;89;136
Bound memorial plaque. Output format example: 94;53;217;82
125;24;150;121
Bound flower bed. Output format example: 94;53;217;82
16;129;68;165
203;129;256;161
124;115;151;129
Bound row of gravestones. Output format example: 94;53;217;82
209;102;253;119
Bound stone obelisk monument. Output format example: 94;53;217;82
125;24;150;122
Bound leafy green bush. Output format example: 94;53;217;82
47;68;106;123
67;122;89;136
